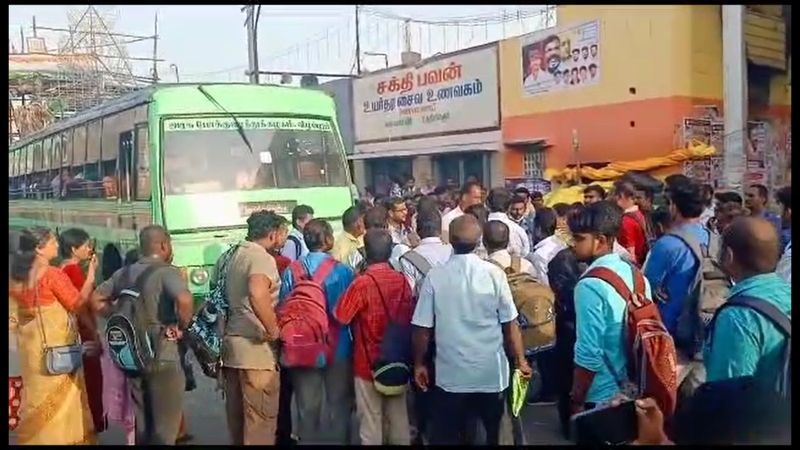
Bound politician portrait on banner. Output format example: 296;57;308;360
521;20;600;96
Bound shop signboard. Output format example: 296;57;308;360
353;45;499;143
520;20;601;97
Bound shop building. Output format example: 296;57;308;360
350;43;502;195
499;5;790;189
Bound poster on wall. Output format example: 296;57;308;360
520;20;600;97
352;45;499;143
504;177;552;195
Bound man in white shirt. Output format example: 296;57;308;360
486;188;531;258
399;209;452;295
412;214;531;445
281;204;314;261
484;221;536;277
441;181;483;243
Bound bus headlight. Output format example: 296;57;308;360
190;268;209;286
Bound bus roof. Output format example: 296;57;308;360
10;83;338;151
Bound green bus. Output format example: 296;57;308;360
9;83;353;298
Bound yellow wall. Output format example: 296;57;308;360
501;5;724;117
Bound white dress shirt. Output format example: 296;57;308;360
441;206;464;243
488;212;531;258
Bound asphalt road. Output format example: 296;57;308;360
8;327;569;445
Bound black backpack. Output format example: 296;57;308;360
105;263;168;376
360;273;412;396
708;295;791;399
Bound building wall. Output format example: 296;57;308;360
500;5;726;174
317;78;355;155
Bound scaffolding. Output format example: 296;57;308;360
9;5;160;143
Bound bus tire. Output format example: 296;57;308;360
101;245;123;281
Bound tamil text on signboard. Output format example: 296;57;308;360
353;45;499;143
521;20;600;97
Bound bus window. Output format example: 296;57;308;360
161;120;348;194
135;125;150;201
73;125;88;166
62;129;73;168
87;120;102;164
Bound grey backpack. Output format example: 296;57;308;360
667;228;731;359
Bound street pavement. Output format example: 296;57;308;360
8;326;569;445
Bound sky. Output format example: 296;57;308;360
9;5;553;84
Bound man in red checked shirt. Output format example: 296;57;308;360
613;180;649;266
334;229;414;445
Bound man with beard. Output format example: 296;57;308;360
542;35;562;81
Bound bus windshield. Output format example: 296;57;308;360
162;117;348;195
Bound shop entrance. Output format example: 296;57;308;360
434;152;489;187
366;157;413;196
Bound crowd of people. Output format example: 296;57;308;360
8;172;792;445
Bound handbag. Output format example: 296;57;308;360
33;283;83;375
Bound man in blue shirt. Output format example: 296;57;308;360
568;201;653;413
412;215;531;445
745;184;782;234
644;179;709;338
279;219;355;444
705;217;791;390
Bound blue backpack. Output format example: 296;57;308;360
184;245;239;378
105;263;168;375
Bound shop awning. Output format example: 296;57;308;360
350;130;501;160
503;137;550;147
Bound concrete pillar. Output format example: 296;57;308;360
351;159;367;190
489;151;505;188
721;5;748;193
412;155;434;185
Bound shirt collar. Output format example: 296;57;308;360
488;249;511;260
624;205;639;214
342;231;361;243
419;237;443;245
587;252;622;270
488;212;509;220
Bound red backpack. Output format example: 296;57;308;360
278;258;338;369
583;264;678;419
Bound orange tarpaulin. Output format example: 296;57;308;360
545;140;718;183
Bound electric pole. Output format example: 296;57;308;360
721;5;747;193
245;5;260;84
355;5;362;75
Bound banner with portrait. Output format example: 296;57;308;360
520;20;601;96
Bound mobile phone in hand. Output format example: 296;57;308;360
571;400;637;445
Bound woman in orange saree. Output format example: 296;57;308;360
9;227;98;445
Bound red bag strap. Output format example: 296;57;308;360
311;257;338;285
583;264;648;308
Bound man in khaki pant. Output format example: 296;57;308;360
219;211;288;445
334;229;413;445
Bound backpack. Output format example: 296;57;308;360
491;256;556;355
708;295;791;399
278;258;338;369
583;263;678;418
104;262;169;376
286;234;303;260
667;228;731;359
361;274;412;396
184;244;239;379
